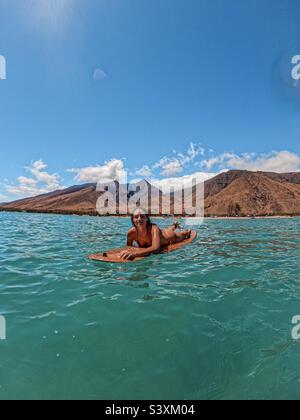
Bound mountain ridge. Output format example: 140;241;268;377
1;170;300;217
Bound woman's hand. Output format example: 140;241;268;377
120;250;137;260
173;221;181;229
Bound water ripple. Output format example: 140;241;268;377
0;212;300;399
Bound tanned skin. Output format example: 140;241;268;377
120;209;192;260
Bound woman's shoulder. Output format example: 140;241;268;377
150;224;160;232
128;227;137;236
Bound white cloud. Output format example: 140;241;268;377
227;151;300;172
153;157;184;176
26;160;63;189
201;156;224;171
17;176;37;186
71;144;206;185
135;165;152;178
149;172;217;193
69;159;128;184
201;151;300;173
143;143;205;177
187;143;205;160
3;148;299;202
5;160;65;198
0;194;8;202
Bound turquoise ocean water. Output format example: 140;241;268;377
0;211;299;400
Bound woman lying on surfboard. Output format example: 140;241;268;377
120;208;192;260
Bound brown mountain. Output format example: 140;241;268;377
0;183;101;215
1;170;300;217
204;170;300;216
0;181;162;216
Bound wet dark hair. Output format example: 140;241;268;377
131;208;152;228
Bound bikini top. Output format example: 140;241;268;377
136;224;156;248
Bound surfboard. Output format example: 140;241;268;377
88;230;197;263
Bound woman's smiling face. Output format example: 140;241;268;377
132;209;148;228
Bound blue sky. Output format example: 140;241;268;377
0;0;300;200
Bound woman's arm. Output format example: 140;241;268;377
127;228;137;246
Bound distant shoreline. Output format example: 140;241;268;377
0;208;299;220
1;170;300;221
